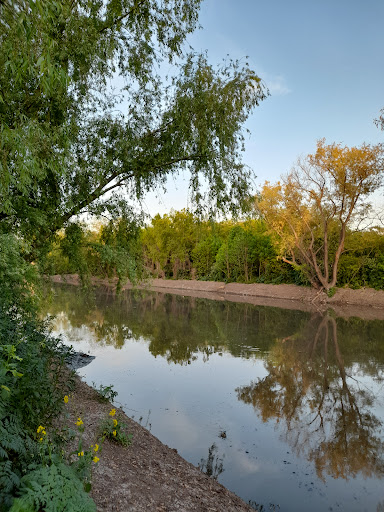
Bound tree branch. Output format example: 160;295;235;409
99;0;147;33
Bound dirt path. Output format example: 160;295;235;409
66;377;256;512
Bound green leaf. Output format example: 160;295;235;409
36;56;45;68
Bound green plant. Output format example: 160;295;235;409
68;415;102;491
100;409;132;447
92;383;118;403
0;291;98;511
9;463;96;512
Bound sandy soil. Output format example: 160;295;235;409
64;377;256;512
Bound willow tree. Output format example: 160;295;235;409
257;140;384;291
0;0;267;258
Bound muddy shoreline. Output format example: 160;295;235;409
50;274;384;320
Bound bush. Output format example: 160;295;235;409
9;463;96;512
0;237;97;511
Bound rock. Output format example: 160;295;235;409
66;351;95;370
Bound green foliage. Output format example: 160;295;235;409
9;463;96;512
100;410;131;447
0;234;38;311
362;254;384;289
1;0;267;259
44;210;144;287
122;208;382;289
92;383;118;403
337;229;384;289
60;224;87;274
69;431;99;493
212;225;274;283
107;202;382;289
142;213;280;282
192;235;222;279
0;282;96;510
93;212;144;288
141;209;208;278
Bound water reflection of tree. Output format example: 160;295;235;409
236;313;384;480
198;443;224;480
44;283;308;362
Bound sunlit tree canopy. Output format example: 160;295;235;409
257;140;384;290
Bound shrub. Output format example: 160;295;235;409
0;279;97;510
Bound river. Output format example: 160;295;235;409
43;283;384;512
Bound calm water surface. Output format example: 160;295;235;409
44;284;384;512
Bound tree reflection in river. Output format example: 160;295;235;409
236;313;384;480
45;283;384;505
44;284;308;362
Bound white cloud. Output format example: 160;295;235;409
264;73;292;96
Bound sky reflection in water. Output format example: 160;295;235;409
44;284;384;512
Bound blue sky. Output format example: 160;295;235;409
142;0;384;216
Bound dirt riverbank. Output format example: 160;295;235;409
65;376;256;512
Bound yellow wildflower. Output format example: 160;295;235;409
94;444;99;452
64;395;69;404
37;425;45;434
109;409;116;417
92;456;100;463
113;419;118;427
78;451;84;457
76;418;83;426
112;430;117;437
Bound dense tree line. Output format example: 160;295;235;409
42;137;384;292
140;210;294;283
45;208;384;290
145;210;384;289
